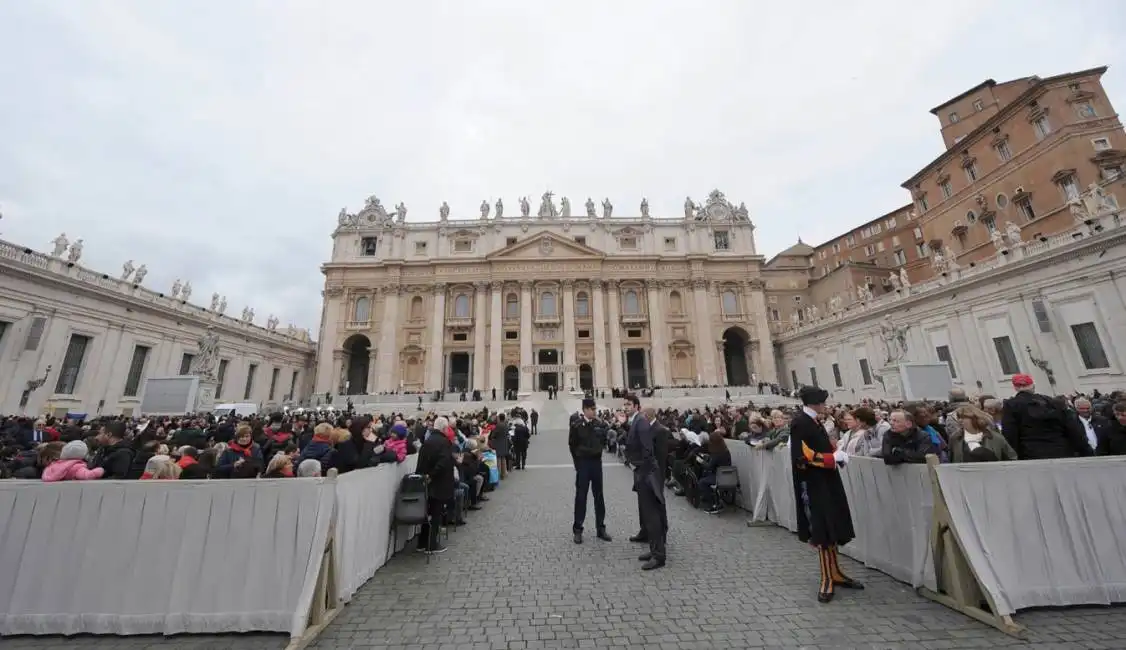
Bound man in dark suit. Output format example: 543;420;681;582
791;386;862;602
569;398;612;544
622;394;666;570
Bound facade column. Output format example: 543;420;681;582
606;281;624;389
366;349;378;394
375;287;400;392
562;280;577;391
314;289;344;395
746;281;778;383
331;350;345;396
489;281;503;392
646;281;669;386
426;283;447;391
692;279;719;385
519;281;533;392
590;281;609;390
472;281;488;391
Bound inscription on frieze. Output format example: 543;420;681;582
496;262;599;274
606;263;657;274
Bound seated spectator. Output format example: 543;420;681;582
262;452;295;477
125;440;161;480
841;407;882;457
383;423;409;462
296;458;322;477
176;446;211;479
140;455;180;480
949;405;1017;463
697;431;733;514
882;410;938;465
14;441;64;479
217;424;264;478
763;410;790;449
910;404;949;462
1097;401;1126;456
42;440;104;482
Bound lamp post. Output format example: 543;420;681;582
18;364;52;413
1025;345;1056;387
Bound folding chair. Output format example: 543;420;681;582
712;466;741;512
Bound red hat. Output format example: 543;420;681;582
1011;374;1034;388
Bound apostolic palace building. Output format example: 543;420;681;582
316;190;775;396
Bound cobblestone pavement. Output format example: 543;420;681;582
8;412;1126;649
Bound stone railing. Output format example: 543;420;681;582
0;238;314;347
776;206;1123;342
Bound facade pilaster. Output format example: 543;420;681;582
646;281;669;386
489;281;504;391
746;280;777;383
473;281;488;391
366;348;378;394
376;286;400;392
590;281;609;390
519;281;533;391
331;350;345;395
562;280;577;391
692;279;719;384
426;283;447;391
606;280;624;389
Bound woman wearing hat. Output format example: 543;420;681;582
791;386;863;603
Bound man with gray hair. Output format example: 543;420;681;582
297;459;322;477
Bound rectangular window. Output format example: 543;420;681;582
414;241;427;254
831;363;843;388
663;237;676;250
769;308;779;321
54;334;92;395
1092;137;1111;151
452;332;468;342
216;359;229;399
846;235;855;247
935;345;957;379
360;237;378;256
578;329;590;339
965;163;979;183
995;141;1012;162
505;331;518;340
949;112;959;124
1057;175;1080;201
972;99;984;111
859;358;872;385
713;231;730;250
1016;197;1036;221
992;336;1020;375
268;367;280;401
982;215;996;234
893;250;907;265
876;241;886;252
891;235;900;246
289;370;299;400
916;196;928;212
864;245;875;256
575;236;587;245
627;329;642;338
940;180;953;199
122;345;151;397
243;363;258;400
887;217;897;229
915;243;929;258
179;353;195;375
24;316;47;351
505;237;518;246
619;236;637;250
809;367;819;387
1033;116;1051;140
453;239;473;253
913;227;924;240
1071;322;1110;370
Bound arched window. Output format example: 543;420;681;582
540;292;557;317
353;297;370;322
722;290;739;315
575;292;590;317
505;293;519;319
454;294;470;318
966;210;977;224
669;290;683;314
409;296;423;320
623;290;640;315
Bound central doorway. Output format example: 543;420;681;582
579;363;594;392
722;327;751;386
537;349;559;391
503;365;520;394
624;348;649;389
447;352;470;392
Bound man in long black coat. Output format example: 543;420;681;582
623;395;666;570
790;386;863;602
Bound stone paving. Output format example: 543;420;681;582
7;405;1126;649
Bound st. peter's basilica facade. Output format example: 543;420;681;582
315;190;777;395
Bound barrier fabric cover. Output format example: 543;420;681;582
936;457;1126;616
0;477;334;637
334;455;419;604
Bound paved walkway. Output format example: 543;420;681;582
8;405;1126;649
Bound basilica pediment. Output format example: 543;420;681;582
486;231;605;260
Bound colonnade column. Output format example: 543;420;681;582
562;280;577;391
472;281;488;391
426;283;447;391
519;281;533;392
606;280;624;389
747;280;777;383
646;281;669;386
590;281;609;390
691;279;718;385
375;286;400;392
489;281;504;393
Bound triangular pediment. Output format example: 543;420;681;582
487;231;605;260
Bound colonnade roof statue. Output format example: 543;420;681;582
333;189;753;232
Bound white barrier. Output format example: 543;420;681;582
334;456;419;604
0;476;335;637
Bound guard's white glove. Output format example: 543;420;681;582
832;450;850;467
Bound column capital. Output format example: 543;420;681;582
691;278;709;290
589;279;604;291
561;279;574;291
333;349;346;360
605;279;620;290
748;278;766;291
519;280;534;290
474;280;490;291
490;280;504;290
432;282;447;295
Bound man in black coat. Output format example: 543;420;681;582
570;398;611;544
790;386;862;602
623;394;665;570
1002;374;1091;459
416;423;456;554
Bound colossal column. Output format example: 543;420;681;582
473;281;488;391
562;280;577;391
746;280;778;383
606;280;624;389
519;281;533;391
646;281;669;386
590;281;609;390
375;286;400;392
366;348;378;395
691;279;719;384
426;283;447;391
489;281;503;392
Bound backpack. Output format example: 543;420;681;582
393;474;429;526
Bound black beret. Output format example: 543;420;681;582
799;386;829;406
581;398;596;409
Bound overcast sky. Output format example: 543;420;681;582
1;1;1124;335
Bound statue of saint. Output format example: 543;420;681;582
121;260;135;281
585;197;597;218
439;201;450;221
990;227;1006;251
66;239;83;263
50;233;68;257
640;198;650;218
337;208;352;226
133;264;148;284
601;198;613;219
395;202;407;223
181;281;193;302
210;292;220;311
1005;221;1023;247
683;197;694;220
218;295;227;314
480;200;490;219
495;198;504;219
519;196;530;217
888;271;901;290
171;278;182;298
560;196;571;218
735;202;749;221
944;245;959;270
189;327;221;378
899;267;910;288
538;191;556;218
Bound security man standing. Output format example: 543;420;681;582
570;397;612;544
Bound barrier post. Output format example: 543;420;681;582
287;469;343;650
917;455;1025;638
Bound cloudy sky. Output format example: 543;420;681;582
1;1;1123;334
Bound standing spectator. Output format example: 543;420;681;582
416;417;456;554
511;417;531;469
943;387;973;439
42;440;103;481
841;407;881;457
217;424;264;478
1001;374;1091;459
882;410;938;465
1097;402;1126;456
948;405;1017;463
91;422;134;479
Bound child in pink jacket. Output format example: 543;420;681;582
42;440;105;482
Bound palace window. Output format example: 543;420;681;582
122;344;151;398
360;237;378;256
453;239;474;253
216;359;229;399
964;162;979;183
505;331;518;340
949;112;960;124
664;237;677;250
619;236;637;250
453;294;470;318
1033;115;1052;140
575;292;590;317
940;180;953;199
713;231;730;250
505;293;519;319
972;99;984;111
936;345;957;379
1072;323;1110;370
353;296;371;322
1092;137;1110;151
992;336;1020;375
506;237;518;246
268;368;280;401
622;290;640;315
55;334;91;395
721;290;738;315
995;140;1012;162
669;290;683;314
244;363;258;400
179;353;195;375
1057;174;1080;201
982;215;996;234
574;236;586;245
414;242;427;255
1016;196;1036;221
539;292;557;317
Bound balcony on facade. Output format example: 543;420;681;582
721;311;745;323
345;319;370;330
534;313;560;326
619;313;648;325
445;316;474;330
